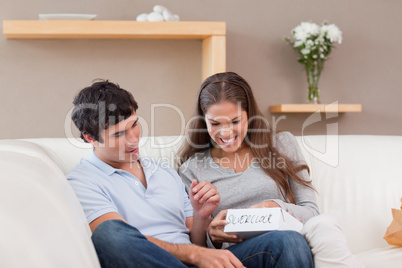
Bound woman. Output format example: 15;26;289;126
178;72;364;268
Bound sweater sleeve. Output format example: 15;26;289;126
271;132;320;223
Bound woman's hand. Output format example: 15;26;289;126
208;210;243;248
249;200;280;209
189;179;220;219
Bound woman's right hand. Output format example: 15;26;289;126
208;210;243;248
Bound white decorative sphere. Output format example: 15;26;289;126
162;9;175;21
136;13;148;22
172;14;180;21
147;12;164;22
153;5;167;14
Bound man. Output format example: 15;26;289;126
67;80;313;267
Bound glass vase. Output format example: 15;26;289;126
306;65;321;104
308;86;320;104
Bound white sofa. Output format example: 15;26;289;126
1;135;401;267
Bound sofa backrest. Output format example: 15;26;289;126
23;135;185;175
2;135;402;256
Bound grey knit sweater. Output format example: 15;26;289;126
179;131;319;224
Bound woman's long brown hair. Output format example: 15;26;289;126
178;72;314;203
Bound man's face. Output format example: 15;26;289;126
93;112;140;169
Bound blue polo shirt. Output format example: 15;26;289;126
67;151;193;244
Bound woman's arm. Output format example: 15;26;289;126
187;179;220;246
207;210;243;248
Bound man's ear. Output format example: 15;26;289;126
83;133;98;147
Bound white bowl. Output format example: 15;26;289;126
38;14;97;21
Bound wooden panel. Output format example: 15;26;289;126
269;104;362;113
202;35;226;80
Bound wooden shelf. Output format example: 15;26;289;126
3;20;225;39
2;20;226;79
269;104;362;113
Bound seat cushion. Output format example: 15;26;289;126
356;246;402;268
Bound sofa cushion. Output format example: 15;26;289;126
0;141;100;268
356;246;402;268
298;135;402;254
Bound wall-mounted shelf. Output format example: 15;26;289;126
3;20;226;79
269;103;362;113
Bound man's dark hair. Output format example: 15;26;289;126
71;80;138;143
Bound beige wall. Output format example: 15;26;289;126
1;0;401;139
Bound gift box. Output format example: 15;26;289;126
223;207;303;239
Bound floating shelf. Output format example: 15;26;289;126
2;20;226;79
3;20;225;39
269;104;362;113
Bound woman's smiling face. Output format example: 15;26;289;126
205;101;248;154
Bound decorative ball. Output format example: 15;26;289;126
147;12;164;22
162;9;175;21
136;5;180;22
172;14;180;21
153;5;167;14
136;13;148;22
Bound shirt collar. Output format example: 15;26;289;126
87;151;156;177
140;157;158;179
87;151;118;176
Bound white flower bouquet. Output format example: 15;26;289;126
285;21;342;103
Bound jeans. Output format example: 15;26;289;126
91;220;313;268
228;231;313;267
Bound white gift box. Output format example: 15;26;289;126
223;207;303;239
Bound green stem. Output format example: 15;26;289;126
306;61;321;103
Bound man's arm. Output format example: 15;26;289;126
91;212;243;267
89;212;125;232
146;235;244;267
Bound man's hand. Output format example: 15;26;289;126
189;179;220;219
147;236;244;268
193;247;245;268
208;210;243;248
